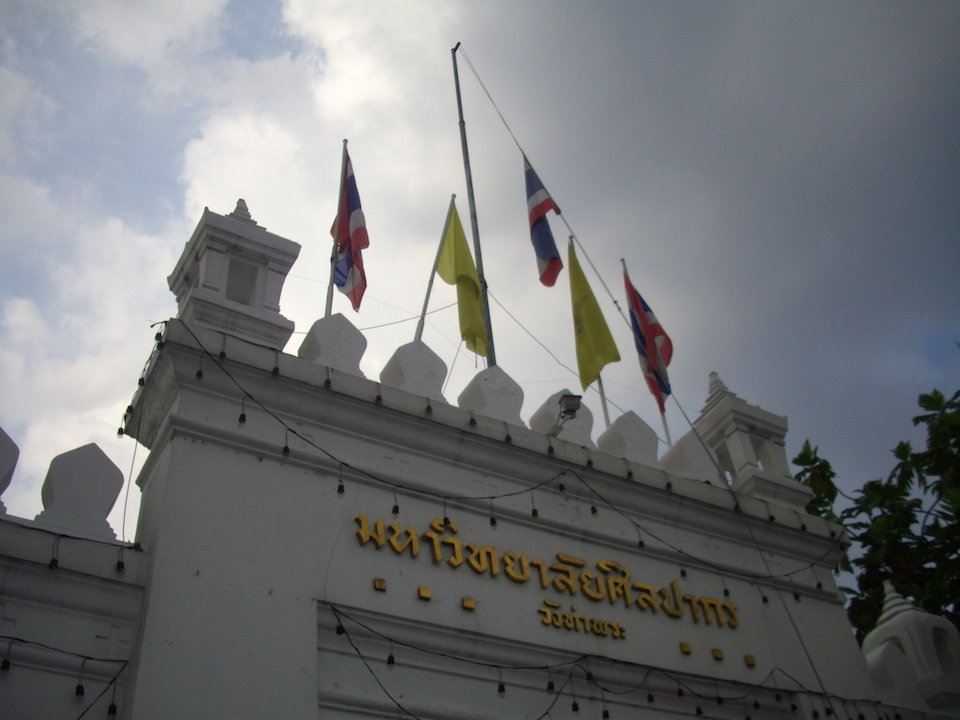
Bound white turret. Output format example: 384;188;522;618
862;581;960;713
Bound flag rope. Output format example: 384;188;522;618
457;45;630;329
459;45;752;457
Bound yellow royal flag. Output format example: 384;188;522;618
569;242;619;389
437;201;488;357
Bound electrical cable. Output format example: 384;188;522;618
73;662;127;720
0;635;129;664
120;381;146;543
487;291;628;417
161;318;843;584
328;605;884;718
441;340;463;396
457;45;628;328
332;608;425;720
0;517;139;552
359;303;456;332
568;469;837;580
667;394;845;715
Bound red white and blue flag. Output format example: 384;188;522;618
624;270;673;414
524;156;563;286
330;151;368;311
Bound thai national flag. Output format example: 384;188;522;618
330;151;369;311
624;271;673;414
524;157;563;286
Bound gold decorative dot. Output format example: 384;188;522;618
462;597;475;610
712;648;724;661
680;642;692;655
373;578;387;592
744;655;756;668
417;586;431;600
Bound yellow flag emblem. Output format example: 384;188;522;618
569;242;619;389
437;201;487;357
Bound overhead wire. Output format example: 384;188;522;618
457;45;629;328
457;44;847;710
328;605;886;720
487;290;628;418
154;319;842;584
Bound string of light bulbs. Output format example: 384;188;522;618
154;318;853;719
0;634;127;719
131;319;846;590
328;606;901;720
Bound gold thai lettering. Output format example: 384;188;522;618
502;551;531;583
387;523;420;557
422;518;447;563
722;601;739;628
659;579;684;618
466;544;500;576
422;530;443;563
530;558;550;588
353;511;743;632
682;594;701;622
598;560;633;608
536;600;625;640
355;514;386;548
699;597;724;627
443;536;464;567
579;570;607;601
550;553;586;595
633;582;660;612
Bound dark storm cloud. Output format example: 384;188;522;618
451;2;959;489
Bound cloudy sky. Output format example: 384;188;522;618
1;0;957;541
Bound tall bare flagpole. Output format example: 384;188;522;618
415;195;457;342
324;139;349;318
451;43;496;367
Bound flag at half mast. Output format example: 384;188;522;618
624;266;673;414
330;150;368;311
569;242;619;389
437;199;487;356
524;156;563;286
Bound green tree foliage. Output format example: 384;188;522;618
794;388;960;643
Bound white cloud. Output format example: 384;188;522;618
1;0;957;540
0;65;56;166
72;0;227;67
0;171;180;537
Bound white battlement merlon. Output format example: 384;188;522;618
529;388;595;447
457;365;525;427
32;443;123;540
298;313;367;378
597;410;659;466
0;425;19;515
167;199;301;351
380;340;448;403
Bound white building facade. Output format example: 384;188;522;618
1;201;957;719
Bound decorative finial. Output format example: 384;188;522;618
708;371;729;394
229;199;255;223
875;580;916;626
698;371;738;415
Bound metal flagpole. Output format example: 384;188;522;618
415;195;456;342
596;374;612;429
451;43;496;367
324;139;349;318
